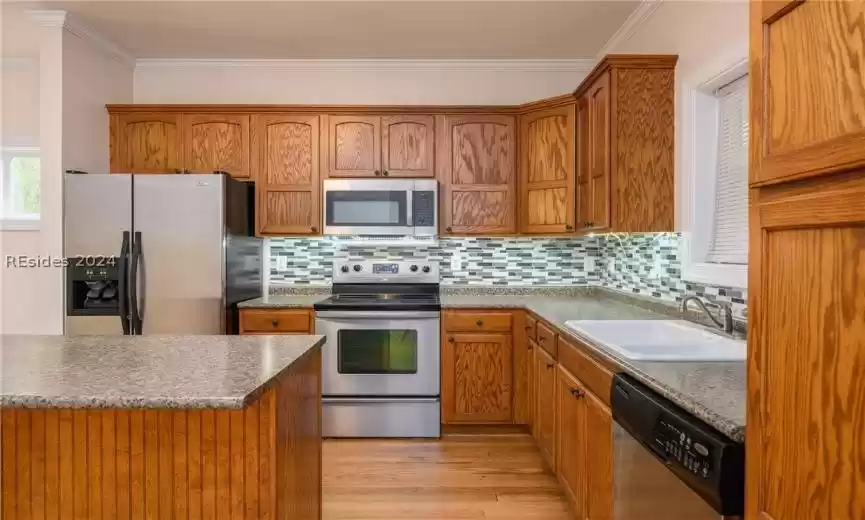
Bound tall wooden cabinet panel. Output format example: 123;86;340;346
520;104;576;234
535;346;557;471
381;115;435;178
252;114;320;236
751;0;865;186
442;332;513;424
437;115;516;235
113;113;182;173
576;97;592;230
556;366;586;519
584;391;613;520
587;73;611;231
182;114;250;178
748;2;865;519
324;115;381;177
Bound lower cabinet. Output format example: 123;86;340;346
535;346;557;470
584;390;613;520
556;365;587;517
442;332;513;423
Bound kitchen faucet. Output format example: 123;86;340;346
680;296;734;335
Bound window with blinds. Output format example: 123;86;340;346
706;75;748;265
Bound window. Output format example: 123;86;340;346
0;147;41;229
679;60;749;289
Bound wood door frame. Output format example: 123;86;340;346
323;114;382;178
182;113;250;178
252;113;320;236
518;104;576;234
436;114;517;236
380;114;436;178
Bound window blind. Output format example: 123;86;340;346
707;75;749;265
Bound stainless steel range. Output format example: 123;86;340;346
314;260;441;438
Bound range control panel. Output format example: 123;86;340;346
332;260;439;284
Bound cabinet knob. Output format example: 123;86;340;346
448;337;455;343
570;388;583;398
374;170;382;176
476;320;484;327
446;227;453;232
310;226;318;233
173;168;183;174
271;320;279;327
587;221;595;227
382;170;390;177
546;363;554;369
565;224;574;231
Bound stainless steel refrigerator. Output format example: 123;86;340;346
64;173;262;335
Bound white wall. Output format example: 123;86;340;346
607;0;749;232
133;60;591;105
0;16;133;334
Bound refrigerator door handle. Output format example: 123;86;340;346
130;231;143;334
118;231;131;335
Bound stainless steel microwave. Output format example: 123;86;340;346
322;179;438;236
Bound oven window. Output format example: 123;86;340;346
337;329;418;374
326;191;408;226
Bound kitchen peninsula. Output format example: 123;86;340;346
0;335;324;520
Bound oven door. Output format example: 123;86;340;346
323;180;413;235
315;310;440;396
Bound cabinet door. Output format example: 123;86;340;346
748;174;865;520
324;115;381;177
520;104;576;234
114;113;181;173
183;114;250;178
556;365;586;519
381;115;435;178
438;115;516;235
576;97;592;231
442;333;513;424
584;390;612;520
751;0;865;186
535;347;557;470
588;72;611;231
252;114;320;236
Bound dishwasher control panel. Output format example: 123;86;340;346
611;373;745;517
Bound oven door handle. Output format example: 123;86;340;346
323;397;440;405
315;311;440;319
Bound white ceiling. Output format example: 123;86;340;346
19;0;640;59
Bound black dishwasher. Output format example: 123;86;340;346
611;373;745;519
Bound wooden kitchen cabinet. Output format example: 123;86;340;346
573;55;676;233
182;113;250;178
252;114;321;236
239;309;313;334
442;332;513;424
535;346;557;470
584;389;613;520
520;100;576;234
111;113;182;173
323;114;435;178
747;2;865;519
437;114;517;235
556;365;586;518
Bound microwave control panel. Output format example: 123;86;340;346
412;191;436;227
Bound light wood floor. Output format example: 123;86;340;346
322;434;572;520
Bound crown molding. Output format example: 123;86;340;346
27;9;136;66
134;58;596;73
596;0;663;59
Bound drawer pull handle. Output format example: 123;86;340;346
448;337;455;343
546;363;554;369
570;388;584;398
476;320;484;327
271;320;279;327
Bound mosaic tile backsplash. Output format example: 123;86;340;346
268;233;748;317
268;237;603;286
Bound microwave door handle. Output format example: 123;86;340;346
406;190;413;226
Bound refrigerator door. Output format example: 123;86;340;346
132;174;226;334
64;174;132;335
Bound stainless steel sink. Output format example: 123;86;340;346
563;320;746;361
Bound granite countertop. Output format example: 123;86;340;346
0;335;325;409
241;286;746;441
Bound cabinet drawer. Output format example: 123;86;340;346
525;314;538;342
536;322;558;358
443;312;512;333
240;309;312;333
558;334;614;407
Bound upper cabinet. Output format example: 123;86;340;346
751;0;865;186
112;113;182;173
323;114;435;178
520;100;576;234
252;114;321;236
437;114;517;235
182;114;250;178
573;55;677;233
